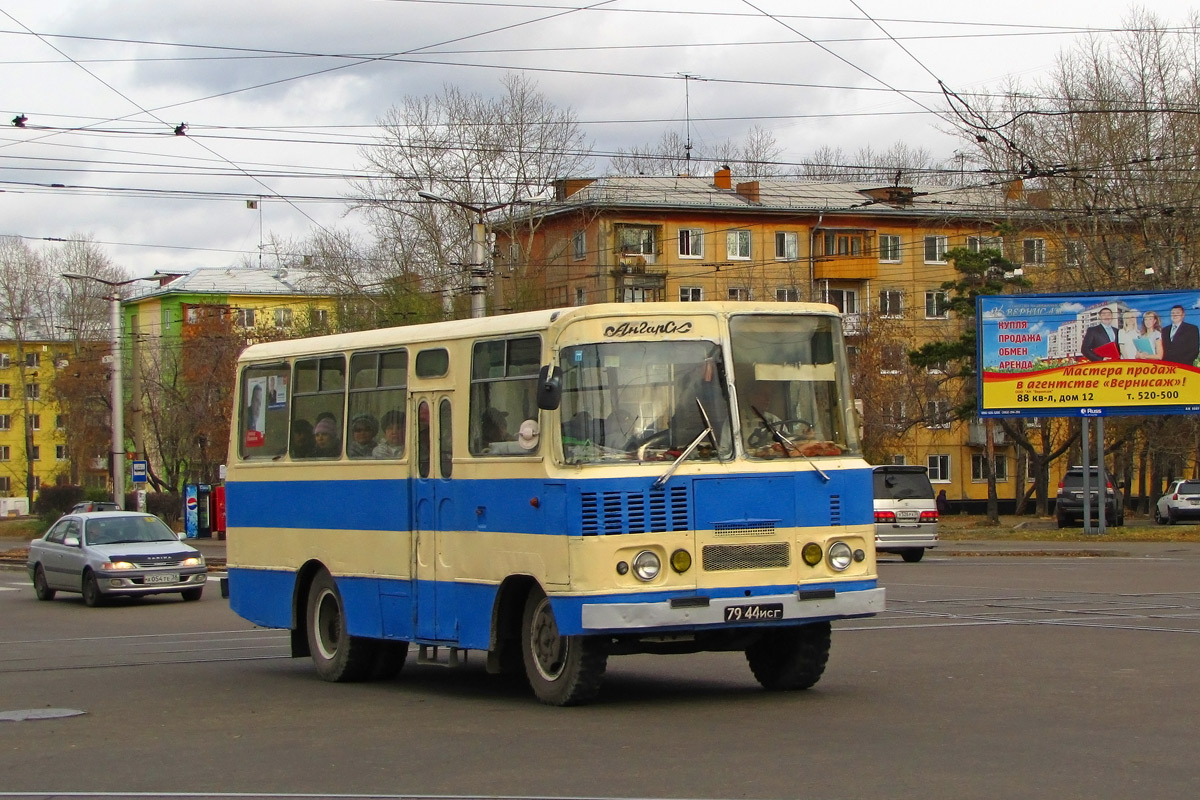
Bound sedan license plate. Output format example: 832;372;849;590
145;573;179;585
724;603;784;623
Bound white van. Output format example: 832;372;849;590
873;465;939;562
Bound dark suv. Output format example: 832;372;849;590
1055;467;1123;527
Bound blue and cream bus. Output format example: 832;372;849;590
226;302;883;705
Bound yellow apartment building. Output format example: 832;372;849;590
495;168;1066;510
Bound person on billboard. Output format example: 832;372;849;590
1135;309;1164;360
1162;305;1200;365
1081;306;1120;361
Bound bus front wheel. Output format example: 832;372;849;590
521;589;607;706
306;568;376;682
746;622;831;691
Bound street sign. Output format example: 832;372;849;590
131;460;148;484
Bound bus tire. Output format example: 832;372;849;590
521;588;607;706
306;568;376;682
746;622;831;691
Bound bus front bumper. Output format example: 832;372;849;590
579;586;885;631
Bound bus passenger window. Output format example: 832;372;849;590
292;356;346;460
239;364;289;460
438;399;453;478
348;349;407;460
417;401;431;478
469;335;541;456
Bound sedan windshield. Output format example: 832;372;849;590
557;340;733;464
85;516;179;545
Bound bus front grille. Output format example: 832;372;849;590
701;543;790;571
580;485;689;535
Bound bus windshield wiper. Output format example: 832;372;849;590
652;400;722;491
751;406;830;482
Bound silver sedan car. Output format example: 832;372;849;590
27;512;207;606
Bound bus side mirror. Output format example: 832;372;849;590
537;365;562;410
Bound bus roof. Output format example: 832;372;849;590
237;301;842;363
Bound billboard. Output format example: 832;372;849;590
977;290;1200;418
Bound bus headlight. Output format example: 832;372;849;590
631;550;661;582
670;549;692;574
801;542;823;567
828;542;853;572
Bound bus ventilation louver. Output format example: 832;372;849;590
829;494;842;525
580;485;689;535
701;543;790;571
714;522;776;538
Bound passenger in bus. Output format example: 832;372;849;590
312;416;341;458
482;407;510;445
290;419;315;458
373;410;406;458
347;413;379;458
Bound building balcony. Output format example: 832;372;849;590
841;313;865;336
813;255;879;281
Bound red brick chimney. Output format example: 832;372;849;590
714;165;732;190
736;181;760;203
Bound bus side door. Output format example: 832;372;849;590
412;395;457;641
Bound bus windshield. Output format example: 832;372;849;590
730;314;860;459
558;340;733;464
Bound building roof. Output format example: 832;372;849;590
544;175;1021;221
125;266;327;303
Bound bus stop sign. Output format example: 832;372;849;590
131;460;148;484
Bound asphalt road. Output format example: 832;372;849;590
1;546;1198;800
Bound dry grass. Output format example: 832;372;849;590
939;514;1200;542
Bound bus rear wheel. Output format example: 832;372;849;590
746;622;831;691
306;568;376;682
521;589;607;706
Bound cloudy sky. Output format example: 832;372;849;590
0;0;1191;276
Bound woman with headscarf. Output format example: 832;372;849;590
312;416;341;458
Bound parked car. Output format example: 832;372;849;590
26;512;206;606
1055;466;1123;527
1154;479;1200;524
69;501;120;513
873;465;939;562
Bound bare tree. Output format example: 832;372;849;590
795;142;952;185
353;73;593;317
609;126;783;179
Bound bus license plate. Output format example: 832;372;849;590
724;603;784;622
145;573;179;584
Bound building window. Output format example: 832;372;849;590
0;415;8;430
56;414;66;429
824;232;863;256
25;383;39;400
1023;238;1046;265
573;287;586;306
617;224;658;262
879;289;903;318
1064;240;1085;268
728;287;751;301
274;308;293;328
891;454;906;465
31;445;40;461
311;308;329;326
878;234;901;262
968;235;1003;253
25;352;40;368
826;288;858;314
0;445;9;461
925;290;948;319
972;454;1009;481
56;445;69;461
925;399;952;429
927;454;950;482
678;228;704;258
924;235;948;263
885;400;906;430
776;287;799;302
880;342;905;375
0;476;9;491
0;384;8;398
726;230;751;260
29;414;39;431
775;231;798;261
235;308;256;328
572;230;586;261
680;286;703;302
0;354;8;367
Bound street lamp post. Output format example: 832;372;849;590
417;189;552;319
61;272;142;509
